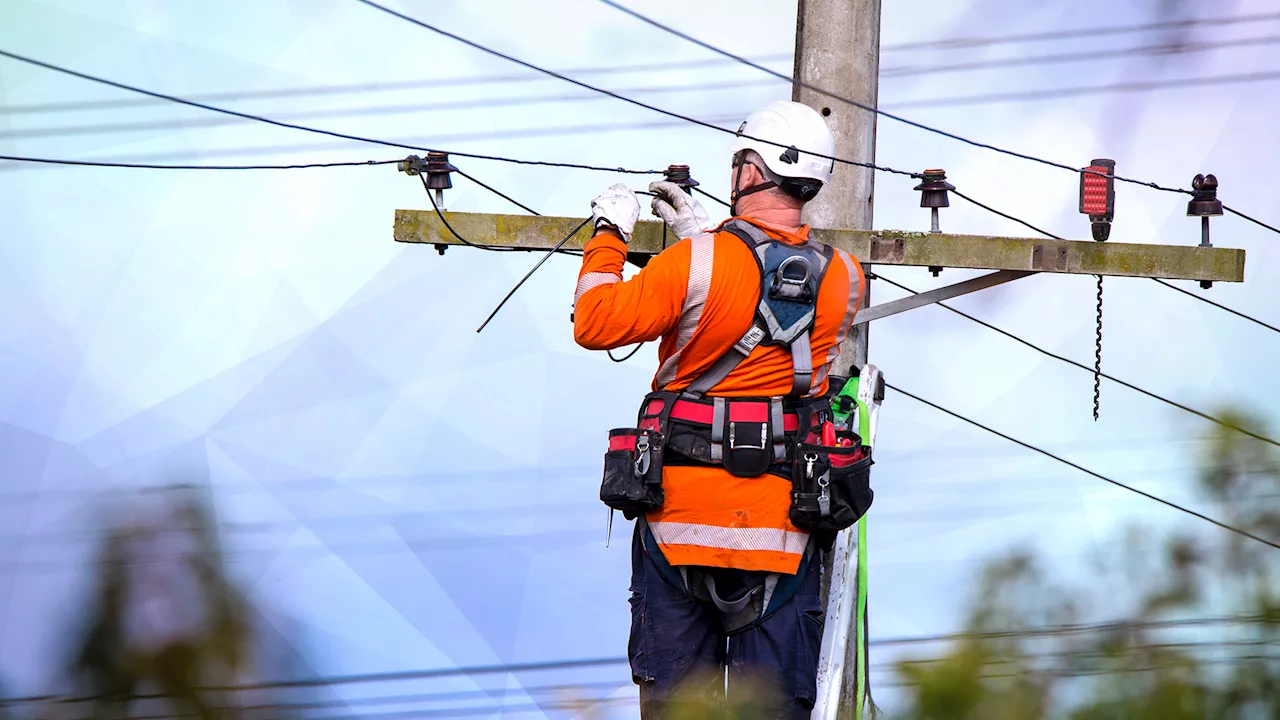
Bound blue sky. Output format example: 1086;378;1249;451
1;0;1278;716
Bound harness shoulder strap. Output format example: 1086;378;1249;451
684;220;834;399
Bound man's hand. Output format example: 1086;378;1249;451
649;181;713;240
590;183;640;243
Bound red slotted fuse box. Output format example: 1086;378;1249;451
1079;158;1115;241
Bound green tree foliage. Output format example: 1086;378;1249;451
890;406;1279;719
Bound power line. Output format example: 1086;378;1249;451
885;69;1280;110
8;9;1279;118
0;48;662;176
948;191;1280;331
887;382;1280;550
14;68;1280;146
951;189;1065;239
883;9;1280;52
881;35;1280;79
352;0;919;179
452;168;539;216
873;272;1280;451
1224;204;1280;235
0;55;791;116
0;154;400;171
0;79;775;142
0;116;745;175
594;0;1197;196
1153;279;1280;334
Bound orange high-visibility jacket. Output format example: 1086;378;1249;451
573;216;865;575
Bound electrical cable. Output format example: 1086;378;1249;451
887;382;1280;550
881;35;1280;79
608;343;646;362
10;10;1279;118
0;154;400;170
1152;279;1280;334
352;0;920;179
951;189;1065;240
0;54;791;116
873;273;1280;450
952;192;1280;333
693;185;731;208
593;0;1197;196
475;217;593;333
0;116;746;176
0;79;774;143
452;167;539;215
887;69;1280;110
1224;204;1280;235
884;9;1280;52
423;176;523;253
952;190;1279;334
0;48;662;176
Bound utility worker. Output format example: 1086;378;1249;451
573;100;867;719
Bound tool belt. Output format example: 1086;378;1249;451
598;219;873;533
599;390;874;534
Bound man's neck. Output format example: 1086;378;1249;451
737;193;804;235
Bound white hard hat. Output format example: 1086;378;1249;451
729;100;836;188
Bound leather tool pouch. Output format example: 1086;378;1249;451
599;392;676;519
789;428;874;533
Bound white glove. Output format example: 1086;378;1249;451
649;181;713;240
590;183;640;243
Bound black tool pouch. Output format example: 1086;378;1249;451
789;429;874;533
600;428;665;519
599;392;676;520
715;399;780;478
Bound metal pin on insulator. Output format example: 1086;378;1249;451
1187;173;1223;289
914;169;954;235
664;164;700;195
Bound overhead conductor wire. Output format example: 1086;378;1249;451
0;48;663;176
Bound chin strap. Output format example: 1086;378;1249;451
729;153;777;216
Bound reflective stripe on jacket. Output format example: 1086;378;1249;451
574;217;865;574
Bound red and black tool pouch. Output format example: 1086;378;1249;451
789;428;874;533
598;392;676;519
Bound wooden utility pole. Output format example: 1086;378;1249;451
792;0;881;717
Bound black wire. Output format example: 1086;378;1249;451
422;174;581;257
952;190;1280;338
886;10;1280;52
1152;279;1280;334
873;274;1280;450
693;185;731;208
595;0;1193;196
951;189;1065;239
0;48;661;176
882;35;1280;80
886;382;1280;550
0;154;400;170
453;168;540;215
1224;204;1280;235
609;343;646;362
424;176;521;253
0;80;774;143
888;69;1280;111
353;0;919;179
475;217;593;333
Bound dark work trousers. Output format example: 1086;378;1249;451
627;522;824;719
